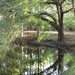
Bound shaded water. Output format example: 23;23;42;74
15;45;69;75
0;44;74;75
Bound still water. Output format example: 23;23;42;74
18;45;69;75
0;44;73;75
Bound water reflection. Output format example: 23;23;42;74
0;44;73;75
14;45;59;75
16;45;64;75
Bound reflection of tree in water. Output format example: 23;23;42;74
38;49;64;75
0;43;72;75
14;36;73;75
19;45;64;75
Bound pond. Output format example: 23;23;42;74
15;45;73;75
0;44;74;75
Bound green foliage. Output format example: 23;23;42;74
67;18;75;31
64;15;75;31
37;32;50;42
0;0;24;46
63;55;75;75
63;65;75;75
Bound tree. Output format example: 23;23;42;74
29;0;74;74
0;0;26;44
39;0;73;41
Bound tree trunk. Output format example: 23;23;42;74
58;29;64;42
72;0;75;16
57;27;64;74
58;29;64;73
58;49;64;74
57;3;64;73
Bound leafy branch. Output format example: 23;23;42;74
44;1;57;5
63;7;73;14
41;16;59;31
59;0;66;5
40;12;57;24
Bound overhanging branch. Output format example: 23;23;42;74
59;0;66;5
44;0;66;6
40;12;57;24
63;7;73;14
41;16;59;30
40;58;59;74
44;1;57;5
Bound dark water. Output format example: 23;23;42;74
0;44;74;75
16;45;69;75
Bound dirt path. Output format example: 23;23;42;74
23;31;75;40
